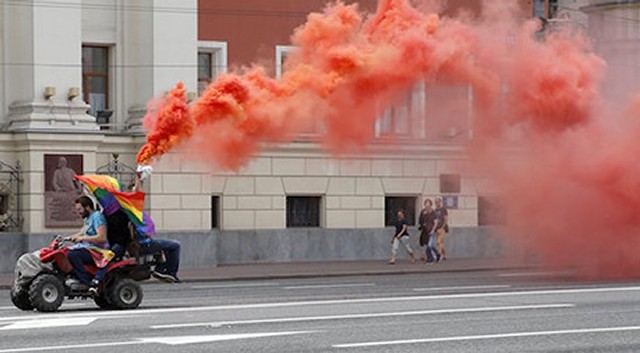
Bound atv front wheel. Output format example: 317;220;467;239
109;278;143;310
10;285;33;311
94;292;113;309
28;274;64;312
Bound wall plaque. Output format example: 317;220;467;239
44;154;83;228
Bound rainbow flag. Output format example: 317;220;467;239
75;174;153;236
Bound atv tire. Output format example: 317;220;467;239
94;292;114;309
109;278;143;310
28;274;64;312
10;285;33;311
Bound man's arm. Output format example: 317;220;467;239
77;224;107;244
429;218;438;234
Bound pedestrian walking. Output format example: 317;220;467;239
418;199;440;263
434;197;449;260
388;210;417;264
418;199;435;262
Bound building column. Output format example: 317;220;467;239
122;0;198;133
3;0;98;132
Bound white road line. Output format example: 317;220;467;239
499;271;568;277
138;331;314;345
283;283;375;290
191;283;279;289
0;317;97;331
0;303;88;310
150;304;574;329
0;341;145;353
333;325;640;348
1;285;638;323
0;331;314;352
412;285;511;292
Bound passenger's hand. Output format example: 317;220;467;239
136;164;153;181
390;237;395;244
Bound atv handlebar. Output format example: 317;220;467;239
50;234;75;248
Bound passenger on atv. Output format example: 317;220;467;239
96;207;181;285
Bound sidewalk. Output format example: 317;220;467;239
0;257;530;289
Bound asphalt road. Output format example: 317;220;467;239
1;269;640;352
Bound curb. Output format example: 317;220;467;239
175;265;530;283
0;264;526;289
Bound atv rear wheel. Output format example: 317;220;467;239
109;278;143;310
28;274;64;312
10;285;33;311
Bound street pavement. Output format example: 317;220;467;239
1;269;640;352
0;256;531;289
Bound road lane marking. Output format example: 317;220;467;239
138;331;314;345
150;304;574;329
1;285;639;322
0;317;97;330
0;331;314;352
191;283;279;289
499;271;569;277
0;303;88;310
333;325;640;348
283;283;375;290
0;341;145;353
412;285;511;291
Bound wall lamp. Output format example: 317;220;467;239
43;86;56;100
67;87;80;101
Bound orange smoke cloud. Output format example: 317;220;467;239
136;0;640;278
136;82;192;165
137;0;495;168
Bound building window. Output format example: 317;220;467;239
440;174;461;193
82;45;110;117
533;0;557;18
478;196;507;226
198;52;212;93
276;45;296;78
385;196;417;226
211;195;220;229
198;41;227;95
286;196;321;228
375;81;425;138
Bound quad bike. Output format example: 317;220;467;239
11;234;158;312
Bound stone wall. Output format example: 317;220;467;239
0;227;509;274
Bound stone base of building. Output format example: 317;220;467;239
0;227;515;274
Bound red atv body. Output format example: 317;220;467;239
11;235;152;312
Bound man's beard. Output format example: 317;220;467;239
81;209;90;218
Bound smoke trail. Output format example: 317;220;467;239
137;0;640;278
138;0;498;168
137;82;192;165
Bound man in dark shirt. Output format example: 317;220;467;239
388;210;416;264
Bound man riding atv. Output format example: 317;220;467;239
66;195;111;292
10;171;173;312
